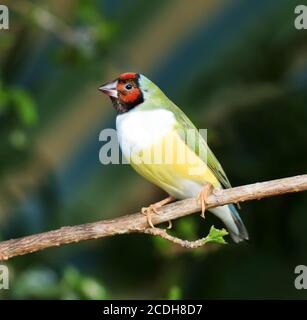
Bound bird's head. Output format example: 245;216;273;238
99;72;161;113
99;72;144;113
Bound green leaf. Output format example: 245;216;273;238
9;88;38;126
204;226;228;244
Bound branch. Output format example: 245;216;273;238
143;226;227;248
0;174;307;260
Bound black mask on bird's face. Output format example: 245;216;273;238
99;72;144;113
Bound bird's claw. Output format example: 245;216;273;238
197;183;213;220
141;205;172;229
167;220;172;229
197;192;206;219
141;205;158;228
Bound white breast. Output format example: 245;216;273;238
116;109;175;158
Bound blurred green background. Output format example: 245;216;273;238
0;0;307;299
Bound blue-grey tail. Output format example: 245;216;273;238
209;204;249;243
228;204;249;243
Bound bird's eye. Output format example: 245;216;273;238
125;83;133;90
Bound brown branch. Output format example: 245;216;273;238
0;174;307;260
143;227;212;248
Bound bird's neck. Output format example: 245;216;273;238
111;96;144;114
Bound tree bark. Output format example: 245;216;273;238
0;174;306;260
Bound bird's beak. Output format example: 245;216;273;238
98;80;118;98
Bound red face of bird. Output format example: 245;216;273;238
99;72;144;113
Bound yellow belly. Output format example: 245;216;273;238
129;130;220;198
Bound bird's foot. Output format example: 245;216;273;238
141;196;175;228
197;183;213;219
141;205;158;228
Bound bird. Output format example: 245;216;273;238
99;72;249;243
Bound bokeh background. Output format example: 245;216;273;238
0;0;307;299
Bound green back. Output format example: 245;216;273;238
138;74;232;189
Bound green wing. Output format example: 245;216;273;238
140;78;232;189
169;102;232;189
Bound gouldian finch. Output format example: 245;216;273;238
99;72;249;242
